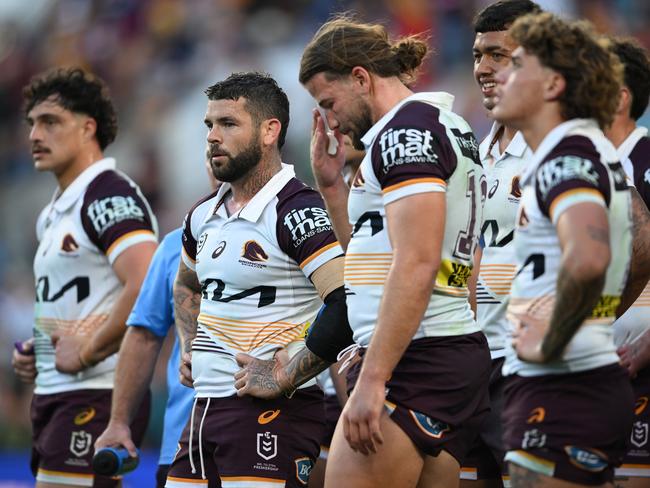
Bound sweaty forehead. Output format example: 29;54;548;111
473;31;517;52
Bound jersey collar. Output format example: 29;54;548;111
213;163;296;223
360;91;455;149
479;122;528;162
51;158;116;213
616;126;648;162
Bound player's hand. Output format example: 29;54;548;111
234;349;291;399
95;421;137;457
179;352;193;388
311;108;345;190
618;331;650;377
12;338;37;383
341;377;385;455
52;333;87;374
511;313;548;363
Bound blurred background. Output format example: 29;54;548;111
1;0;649;485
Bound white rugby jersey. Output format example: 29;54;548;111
613;126;650;348
477;123;532;358
181;164;343;398
345;92;484;346
33;158;158;394
504;119;632;377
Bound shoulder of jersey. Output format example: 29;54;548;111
276;177;322;206
630;136;650;166
186;188;222;223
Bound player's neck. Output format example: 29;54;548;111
605;116;637;149
498;125;518;154
370;78;413;123
229;156;282;209
55;149;104;192
520;108;564;152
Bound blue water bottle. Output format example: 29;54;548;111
92;447;139;476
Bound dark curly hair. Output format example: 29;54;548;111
510;13;623;129
299;13;429;87
473;0;542;33
23;67;118;150
205;72;290;149
610;37;650;121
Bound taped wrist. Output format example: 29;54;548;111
305;286;354;363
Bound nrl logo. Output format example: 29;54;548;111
632;421;648;448
70;430;92;457
257;431;278;460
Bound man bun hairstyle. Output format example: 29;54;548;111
510;13;623;129
299;14;429;86
610;37;650;121
473;0;542;33
23;67;118;150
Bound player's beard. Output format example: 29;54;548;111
348;100;373;151
209;133;262;183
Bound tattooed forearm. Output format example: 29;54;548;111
618;188;650;317
284;347;330;391
541;267;605;362
586;224;609;244
173;261;202;354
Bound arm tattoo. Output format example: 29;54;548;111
618;188;650;316
586;224;609;244
541;266;605;362
284;347;330;391
173;262;202;354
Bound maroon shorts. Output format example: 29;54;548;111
319;394;343;458
166;386;324;488
503;364;634;486
346;333;491;463
31;388;150;487
459;356;507;481
616;366;650;479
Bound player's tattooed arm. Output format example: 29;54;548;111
234;347;330;399
617;188;650;317
173;260;202;355
541;203;610;362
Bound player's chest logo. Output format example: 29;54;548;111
256;431;278;460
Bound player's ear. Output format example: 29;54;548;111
82;116;98;143
350;66;372;94
616;87;631;116
544;70;566;102
261;118;282;147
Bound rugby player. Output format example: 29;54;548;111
491;13;634;487
237;16;491;488
605;37;650;487
166;72;350;488
95;151;221;487
12;67;157;487
462;2;541;486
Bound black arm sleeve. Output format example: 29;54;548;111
305;286;354;363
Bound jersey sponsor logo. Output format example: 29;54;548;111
527;407;546;424
295;457;314;485
36;276;90;303
589;295;620;318
564;446;608;472
636;396;649;416
409;410;450;439
73;407;96;426
196;233;208;255
87;195;145;235
257;431;278;460
283;207;332;247
522;428;546;449
258;410;281;425
242;240;269;262
481;220;514;248
60;234;80;253
202;278;277;308
632;421;649;448
451;128;480;162
378;126;439;170
69;430;92;457
536;156;600;199
510;176;522;199
212;240;226;259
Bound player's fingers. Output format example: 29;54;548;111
235;353;254;368
369;413;384;447
234;373;248;392
274;349;290;367
122;437;138;458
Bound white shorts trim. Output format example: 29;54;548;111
37;468;94;487
459;467;477;480
505;450;555;477
319;445;329;461
221;477;285;487
166;475;208;487
615;464;650;478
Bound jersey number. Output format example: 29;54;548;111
454;170;487;259
201;278;276;308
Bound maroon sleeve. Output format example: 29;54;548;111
276;178;340;268
81;170;155;253
535;135;611;218
629;136;650;210
181;189;221;263
370;102;473;190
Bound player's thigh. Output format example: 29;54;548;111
324;410;424;488
509;463;612;488
309;458;326;488
417;449;460;488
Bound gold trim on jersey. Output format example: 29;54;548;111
299;241;340;269
344;253;392;286
382;177;446;195
548;188;604;221
106;229;156;256
35;314;109;335
197;313;307;352
479;263;517;298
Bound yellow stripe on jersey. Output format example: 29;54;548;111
548;188;604;222
167;476;209;484
344;253;392;286
35;314;109;335
299;241;340;269
382;177;446;195
105;229;156;257
38;469;94;479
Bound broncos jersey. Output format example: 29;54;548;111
346;92;484;346
504;119;632;377
613;126;650;348
33;158;158;394
477;124;532;358
181;164;343;398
